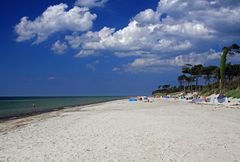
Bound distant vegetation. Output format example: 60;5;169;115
152;44;240;98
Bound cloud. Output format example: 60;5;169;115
15;3;97;44
86;60;99;71
15;0;240;73
123;49;221;73
132;9;161;25
114;51;153;58
63;0;239;72
51;40;67;54
74;49;96;58
66;21;193;57
170;50;221;66
75;0;109;8
65;32;82;49
157;0;240;36
64;0;239;59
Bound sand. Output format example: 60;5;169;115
0;99;240;162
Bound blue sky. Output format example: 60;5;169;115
0;0;239;96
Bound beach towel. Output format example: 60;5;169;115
129;98;137;101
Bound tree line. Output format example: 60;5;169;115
153;44;240;95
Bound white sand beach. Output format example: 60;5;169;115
0;99;240;162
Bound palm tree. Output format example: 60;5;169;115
219;44;240;90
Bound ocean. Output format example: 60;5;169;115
0;96;125;119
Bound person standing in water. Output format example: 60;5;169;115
32;103;36;113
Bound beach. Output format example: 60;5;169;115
0;99;240;162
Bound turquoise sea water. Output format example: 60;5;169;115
0;96;125;119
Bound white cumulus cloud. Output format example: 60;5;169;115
64;0;240;60
15;0;240;73
132;9;161;25
65;0;239;72
75;0;109;8
15;3;97;44
51;40;68;54
74;49;96;58
124;49;221;73
66;20;193;57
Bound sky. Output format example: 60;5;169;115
0;0;240;96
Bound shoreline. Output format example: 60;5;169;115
1;99;240;161
0;97;126;121
0;99;126;133
1;98;239;134
1;97;239;133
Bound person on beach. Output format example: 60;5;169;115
32;103;36;113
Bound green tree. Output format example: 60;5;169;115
177;74;188;93
202;65;219;85
191;64;204;90
226;64;240;88
162;84;171;90
182;64;193;91
220;44;240;90
158;85;162;90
